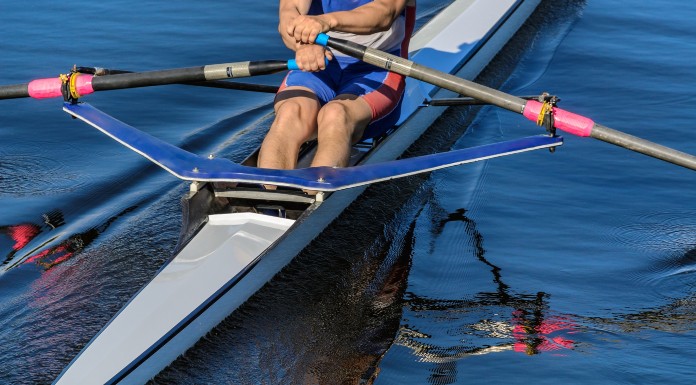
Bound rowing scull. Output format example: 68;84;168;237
53;0;551;383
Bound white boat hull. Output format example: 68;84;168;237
54;213;294;384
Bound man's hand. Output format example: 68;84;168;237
294;43;333;72
287;14;333;45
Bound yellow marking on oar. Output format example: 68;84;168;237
536;100;553;126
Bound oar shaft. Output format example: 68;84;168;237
75;66;279;93
0;84;29;100
93;60;296;90
317;34;527;112
0;60;295;100
426;96;541;106
318;34;696;171
590;124;696;169
92;66;206;91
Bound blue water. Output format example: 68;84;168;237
1;0;695;384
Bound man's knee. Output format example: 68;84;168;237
318;100;371;141
269;100;318;145
318;101;352;127
274;100;304;124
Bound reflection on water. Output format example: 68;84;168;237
510;296;575;355
396;206;576;374
388;200;696;384
1;210;64;265
1;206;137;271
30;206;137;270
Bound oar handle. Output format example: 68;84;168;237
315;33;696;171
286;57;330;71
1;59;299;100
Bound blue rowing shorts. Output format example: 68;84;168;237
278;55;406;140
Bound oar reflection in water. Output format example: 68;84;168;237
1;207;136;271
396;207;696;383
396;204;578;380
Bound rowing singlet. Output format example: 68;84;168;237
308;0;414;57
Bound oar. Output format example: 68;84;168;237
74;66;279;94
315;33;696;171
0;59;298;100
425;95;545;106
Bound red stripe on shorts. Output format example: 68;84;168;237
363;4;416;121
362;72;406;120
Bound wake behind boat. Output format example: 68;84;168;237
50;1;555;383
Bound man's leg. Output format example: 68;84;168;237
311;94;372;168
258;87;321;170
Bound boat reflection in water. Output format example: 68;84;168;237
0;207;136;271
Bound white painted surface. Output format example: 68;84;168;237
55;213;294;384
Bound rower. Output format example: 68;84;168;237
257;0;417;172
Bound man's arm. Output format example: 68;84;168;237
279;0;336;71
278;0;411;72
278;0;313;51
287;0;409;45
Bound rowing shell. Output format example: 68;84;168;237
53;0;554;383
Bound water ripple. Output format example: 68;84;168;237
609;211;696;302
0;142;85;196
608;211;696;254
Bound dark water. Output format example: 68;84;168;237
1;0;695;384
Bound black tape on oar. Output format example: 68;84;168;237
0;84;30;100
247;60;293;76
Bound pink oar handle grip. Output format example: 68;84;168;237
27;74;95;99
523;100;595;137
